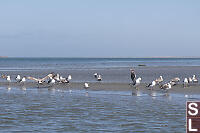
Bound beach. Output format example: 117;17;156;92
1;66;200;94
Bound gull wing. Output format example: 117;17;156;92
27;76;39;81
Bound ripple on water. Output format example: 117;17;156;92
0;87;189;132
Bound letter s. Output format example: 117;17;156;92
188;103;198;116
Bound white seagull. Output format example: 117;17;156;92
6;75;11;82
183;78;189;88
136;77;142;86
84;83;89;89
20;77;26;83
170;77;180;86
94;73;98;78
16;75;21;82
192;75;198;83
188;77;193;83
161;83;171;90
97;75;102;81
147;81;156;90
48;77;56;84
67;75;72;81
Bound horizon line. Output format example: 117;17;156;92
2;56;200;59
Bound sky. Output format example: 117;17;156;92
0;0;199;57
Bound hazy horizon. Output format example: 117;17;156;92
0;0;199;57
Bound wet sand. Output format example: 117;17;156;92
0;66;200;94
0;82;200;95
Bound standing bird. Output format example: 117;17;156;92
183;78;189;88
136;77;142;86
48;77;56;85
16;75;21;82
170;77;180;86
97;74;102;81
20;77;26;83
54;73;60;82
94;73;98;78
84;83;89;89
147;81;156;90
192;75;198;83
20;77;26;85
161;83;172;90
6;75;11;82
188;77;193;83
68;75;72;80
66;75;72;82
130;69;136;85
155;76;163;84
60;75;72;83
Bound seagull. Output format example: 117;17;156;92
171;77;180;83
27;73;53;84
130;69;136;85
155;76;163;84
170;77;180;86
59;76;66;83
97;75;102;81
59;75;72;83
192;75;198;83
48;77;56;84
183;78;189;88
19;77;26;85
161;83;171;90
188;77;193;83
1;75;11;82
54;74;60;82
136;77;142;86
94;73;98;78
16;75;21;82
6;75;11;82
67;75;72;81
147;81;156;90
84;83;89;89
65;75;72;83
169;81;177;86
20;77;26;83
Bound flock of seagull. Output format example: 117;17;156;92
0;72;103;89
0;69;198;91
130;69;199;91
1;73;72;85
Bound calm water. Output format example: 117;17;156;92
0;58;200;70
0;58;198;132
0;87;198;132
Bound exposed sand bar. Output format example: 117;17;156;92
0;66;200;94
1;66;200;83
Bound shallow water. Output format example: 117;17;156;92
0;87;195;132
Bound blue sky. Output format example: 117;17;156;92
0;0;199;57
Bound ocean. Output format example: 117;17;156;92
0;57;200;70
